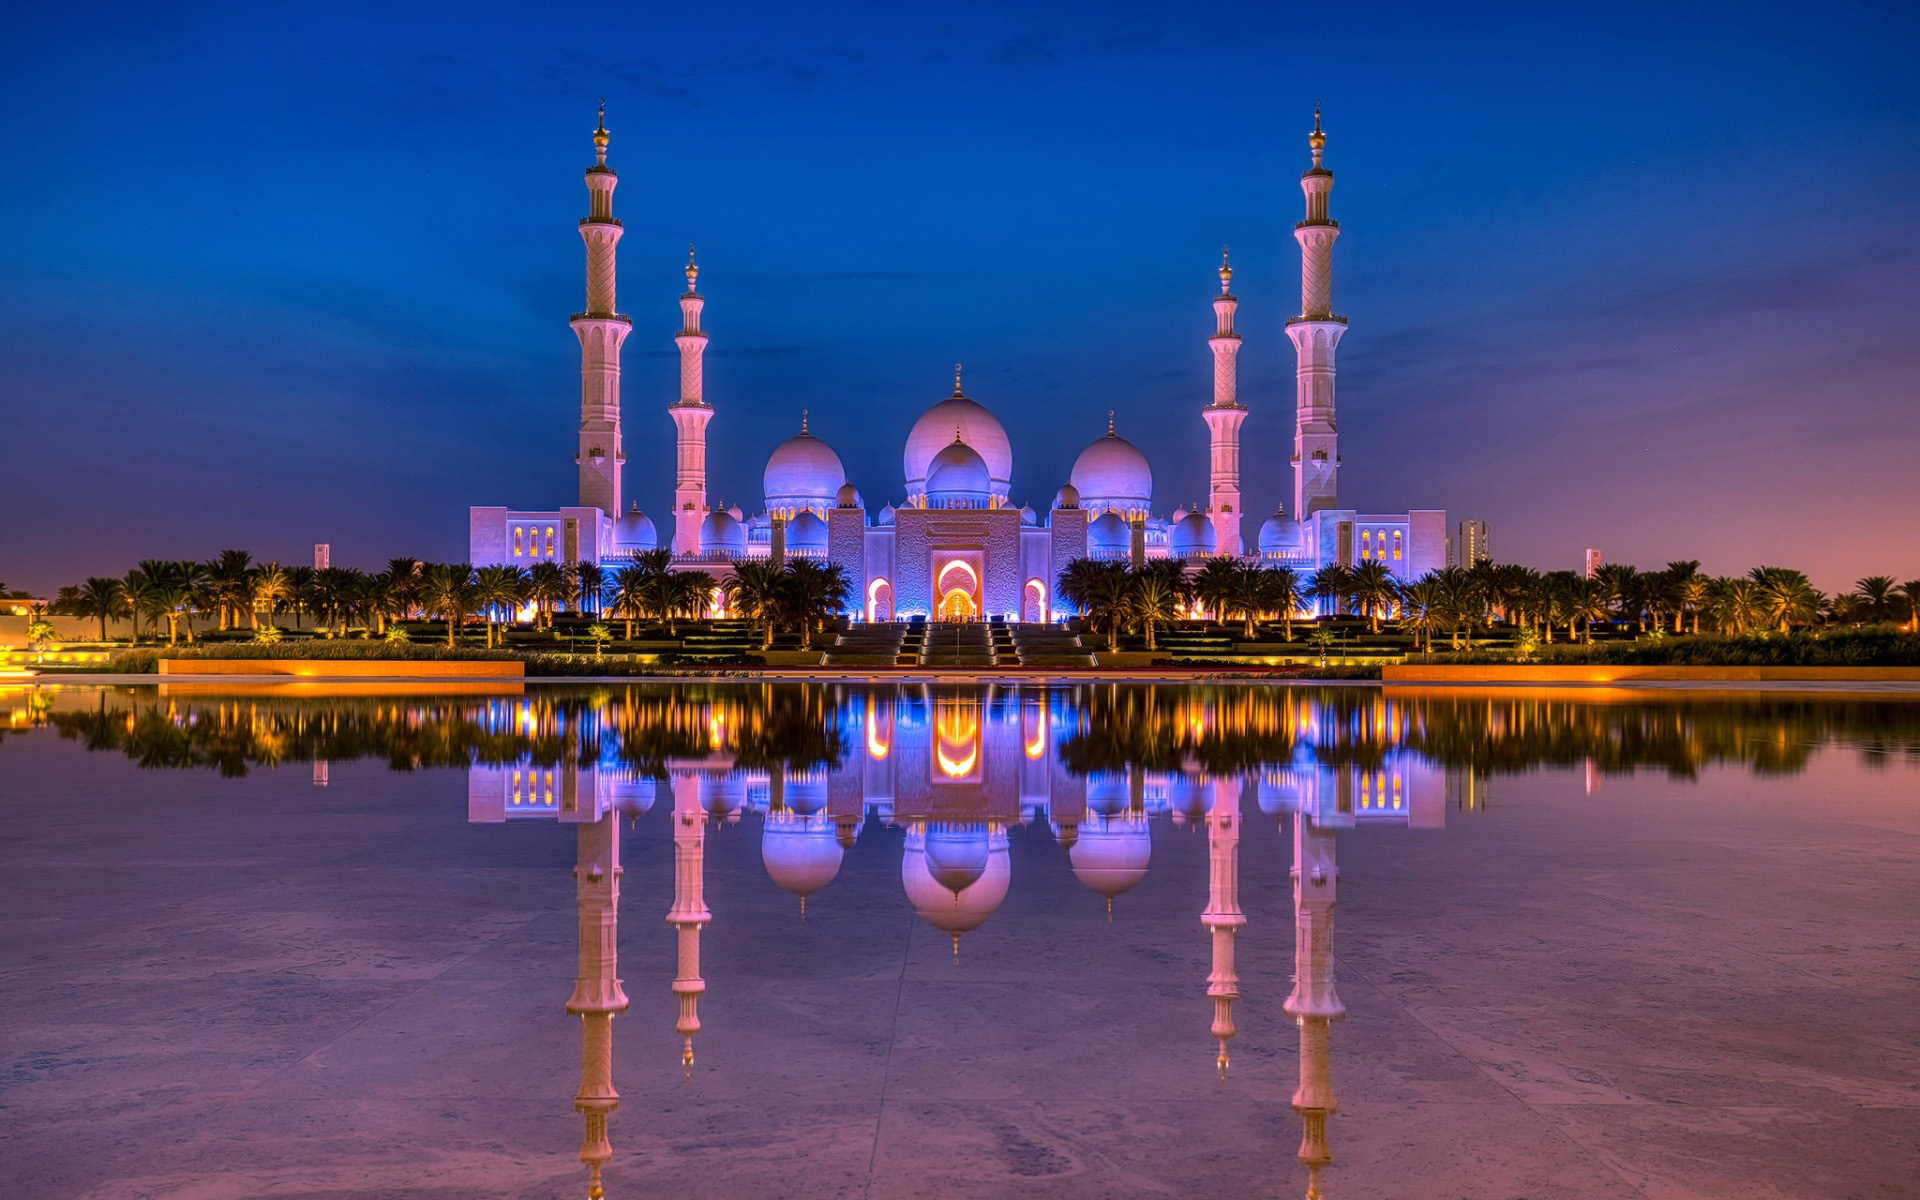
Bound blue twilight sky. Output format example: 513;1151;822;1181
1;0;1917;594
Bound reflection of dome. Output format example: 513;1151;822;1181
1259;508;1303;557
835;483;861;509
781;770;829;816
762;814;844;900
1167;774;1212;823
698;774;745;820
1069;814;1152;899
1258;772;1301;816
764;429;846;511
905;392;1011;499
1086;770;1131;816
1071;428;1152;513
611;505;657;553
924;825;991;893
1088;511;1130;555
1170;511;1217;559
925;439;993;507
606;774;656;817
1053;484;1081;510
786;511;828;555
901;825;1011;937
700;510;747;557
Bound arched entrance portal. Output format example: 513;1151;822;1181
935;559;981;622
1022;579;1046;623
867;578;894;623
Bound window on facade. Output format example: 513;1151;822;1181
513;527;524;557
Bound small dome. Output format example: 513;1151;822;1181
835;483;861;509
905;390;1012;500
1259;508;1303;557
604;774;656;817
1071;427;1152;513
1167;774;1213;824
700;509;748;557
764;429;846;512
1019;504;1037;526
1086;770;1130;817
1170;505;1189;524
786;510;828;554
1258;770;1302;816
925;439;992;506
611;505;657;553
762;814;844;899
878;504;897;526
698;773;746;819
1170;511;1217;559
1088;511;1130;554
1053;484;1081;510
1069;814;1152;899
924;825;991;893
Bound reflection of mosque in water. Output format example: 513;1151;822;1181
465;686;1477;1199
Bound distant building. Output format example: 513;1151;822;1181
313;544;330;569
1585;548;1603;579
469;107;1447;619
1453;520;1489;567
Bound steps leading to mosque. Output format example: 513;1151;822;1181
825;623;909;668
1010;623;1096;668
919;623;997;668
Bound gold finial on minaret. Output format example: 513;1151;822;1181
682;1037;694;1078
1219;245;1233;294
686;242;698;291
1309;102;1325;169
588;1163;604;1200
594;99;609;167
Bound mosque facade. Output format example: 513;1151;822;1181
468;109;1446;619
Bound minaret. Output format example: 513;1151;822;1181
670;247;712;555
668;774;711;1074
1203;251;1248;556
567;810;629;1200
1201;778;1246;1075
1286;812;1345;1200
1287;106;1346;523
573;104;631;518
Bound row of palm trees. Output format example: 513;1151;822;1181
1055;557;1920;653
47;551;851;650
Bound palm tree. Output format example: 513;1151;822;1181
780;560;851;640
672;570;718;624
1707;576;1761;635
74;577;128;642
422;563;477;647
1347;560;1396;633
1398;579;1445;652
1899;580;1920;633
385;558;424;621
1191;558;1241;625
1309;564;1353;619
575;561;606;617
250;563;291;631
1128;567;1184;651
722;562;784;648
1751;566;1823;634
527;561;570;629
282;566;317;630
606;564;652;641
1430;566;1479;649
473;566;527;648
204;550;254;631
1855;576;1898;625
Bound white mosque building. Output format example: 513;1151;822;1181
469;108;1445;620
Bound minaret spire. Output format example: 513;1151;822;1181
667;773;712;1077
1204;248;1248;555
572;106;631;518
1287;106;1346;523
670;243;713;554
1201;778;1247;1074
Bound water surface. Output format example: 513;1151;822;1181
2;683;1916;1198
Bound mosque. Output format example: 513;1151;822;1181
468;108;1446;619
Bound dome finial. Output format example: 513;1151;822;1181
951;932;962;960
801;408;809;435
593;99;609;166
686;243;698;291
953;362;963;395
1219;245;1233;294
1107;410;1116;436
799;895;807;921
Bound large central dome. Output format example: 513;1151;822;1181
904;386;1012;501
764;424;846;514
1071;423;1152;515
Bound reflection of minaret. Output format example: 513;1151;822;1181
1201;778;1245;1074
670;248;711;554
567;810;628;1200
668;775;711;1073
1204;250;1248;555
1286;813;1344;1200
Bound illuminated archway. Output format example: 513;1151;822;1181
867;578;894;623
935;560;980;623
939;588;978;622
1022;578;1046;623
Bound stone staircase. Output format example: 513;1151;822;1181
919;622;998;668
1010;623;1096;667
824;622;910;668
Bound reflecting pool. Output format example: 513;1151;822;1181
3;683;1917;1198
